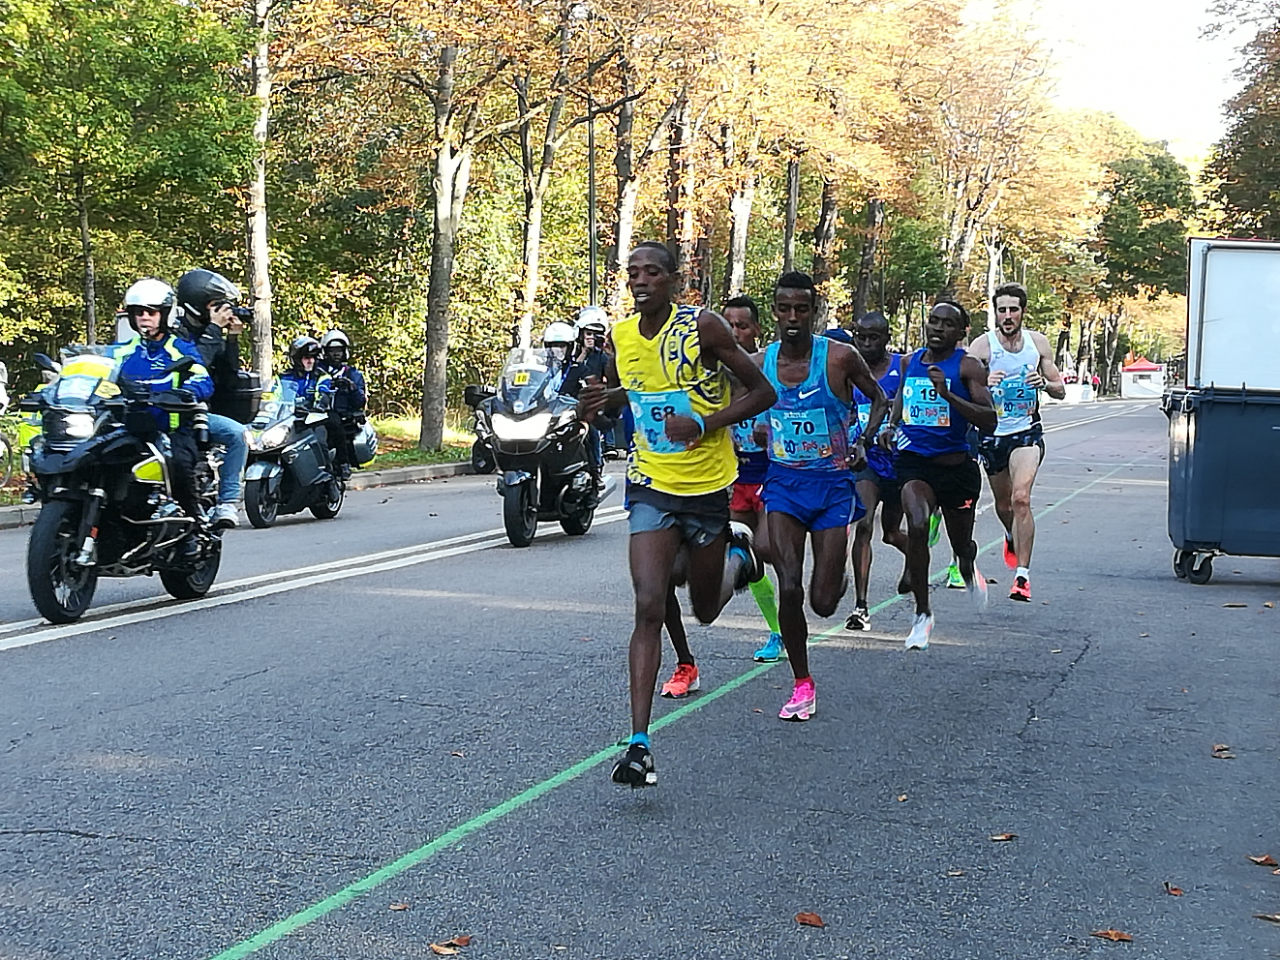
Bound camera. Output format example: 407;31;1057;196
231;305;254;321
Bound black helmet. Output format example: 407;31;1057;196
123;278;177;334
289;336;322;369
176;269;240;328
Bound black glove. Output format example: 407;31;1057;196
152;388;195;405
334;377;353;391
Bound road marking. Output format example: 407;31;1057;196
203;454;1146;960
0;509;628;652
1042;405;1138;434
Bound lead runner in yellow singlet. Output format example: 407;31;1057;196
578;241;776;788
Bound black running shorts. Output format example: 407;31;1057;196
895;451;982;511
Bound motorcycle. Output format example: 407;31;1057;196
464;383;496;474
474;346;615;547
21;348;223;624
242;378;350;528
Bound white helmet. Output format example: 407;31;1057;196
122;278;177;333
575;305;609;333
542;321;577;347
320;329;352;359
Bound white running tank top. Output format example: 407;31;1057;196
986;329;1041;437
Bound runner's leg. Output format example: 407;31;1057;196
627;528;682;735
851;478;881;608
685;529;748;624
880;488;910;592
664;585;693;664
767;510;812;679
1006;444;1042;568
988;466;1014;540
901;479;937;618
809;525;850;617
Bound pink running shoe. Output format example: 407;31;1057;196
779;677;816;721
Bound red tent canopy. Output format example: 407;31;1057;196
1122;357;1164;372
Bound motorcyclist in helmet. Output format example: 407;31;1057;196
319;329;367;471
560;307;613;482
541;320;577;375
280;336;352;479
114;278;215;528
175;269;249;529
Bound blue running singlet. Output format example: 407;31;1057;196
851;353;901;479
897;347;973;458
763;336;853;472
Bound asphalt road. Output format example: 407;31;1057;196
1;399;1277;960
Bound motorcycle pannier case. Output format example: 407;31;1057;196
353;422;378;466
282;432;328;487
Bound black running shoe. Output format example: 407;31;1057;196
728;521;762;589
611;743;657;788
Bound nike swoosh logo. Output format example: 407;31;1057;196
798;387;820;399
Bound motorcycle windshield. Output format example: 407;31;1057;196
498;348;563;412
48;347;122;407
255;377;300;423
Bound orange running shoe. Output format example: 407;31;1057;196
1009;575;1031;602
661;662;700;698
1002;536;1017;570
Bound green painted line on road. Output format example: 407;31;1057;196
206;455;1145;960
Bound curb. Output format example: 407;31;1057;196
0;461;473;531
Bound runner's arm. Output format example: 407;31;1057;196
875;354;908;451
1028;331;1066;399
945;355;997;433
843;347;887;443
693;310;776;435
576;351;624;423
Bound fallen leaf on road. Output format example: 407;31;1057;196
450;750;465;758
986;577;998;584
577;636;595;642
1091;930;1133;942
389;902;410;911
1163;882;1184;896
1248;854;1279;866
1265;602;1275;609
897;794;908;802
1212;752;1236;759
795;912;825;927
989;833;1018;842
443;936;473;947
946;869;964;877
1273;868;1280;875
1213;744;1230;752
1051;648;1062;654
1223;602;1247;608
753;708;763;714
1254;914;1280;923
1139;632;1149;637
429;945;458;956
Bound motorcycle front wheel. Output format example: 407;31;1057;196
244;477;279;528
503;480;538;547
310;478;345;519
560;503;595;536
160;536;222;600
27;499;99;623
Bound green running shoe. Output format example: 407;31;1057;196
928;509;942;547
946;562;965;589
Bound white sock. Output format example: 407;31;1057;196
1016;566;1030;579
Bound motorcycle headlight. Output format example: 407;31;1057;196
492;411;551;441
252;422;291;451
45;410;96;441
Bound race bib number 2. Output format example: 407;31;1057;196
993;375;1036;420
902;376;950;427
629;389;694;454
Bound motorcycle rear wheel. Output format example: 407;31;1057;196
310;478;345;519
244;477;278;528
160;536;222;600
503;480;538;547
27;499;99;623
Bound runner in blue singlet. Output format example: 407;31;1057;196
875;301;996;650
758;272;887;722
843;311;909;632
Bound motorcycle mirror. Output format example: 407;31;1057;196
34;353;61;375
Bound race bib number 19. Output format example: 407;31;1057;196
629;389;694;454
902;376;950;427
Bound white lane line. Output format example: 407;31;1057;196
0;511;628;651
1043;406;1138;434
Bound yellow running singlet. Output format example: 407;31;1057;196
611;304;736;497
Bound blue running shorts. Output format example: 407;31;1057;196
762;463;864;531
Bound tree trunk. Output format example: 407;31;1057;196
1102;307;1123;394
983;233;1005;331
75;166;97;344
1055;316;1072;375
665;96;695;284
722;181;753;300
1075;315;1096;390
247;0;273;382
811;177;838;327
516;72;567;347
852;198;883;320
783;158;800;273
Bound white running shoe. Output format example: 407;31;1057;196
211;502;240;529
905;613;934;650
966;563;988;610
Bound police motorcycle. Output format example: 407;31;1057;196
474;330;616;547
242;377;358;527
20;348;223;624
